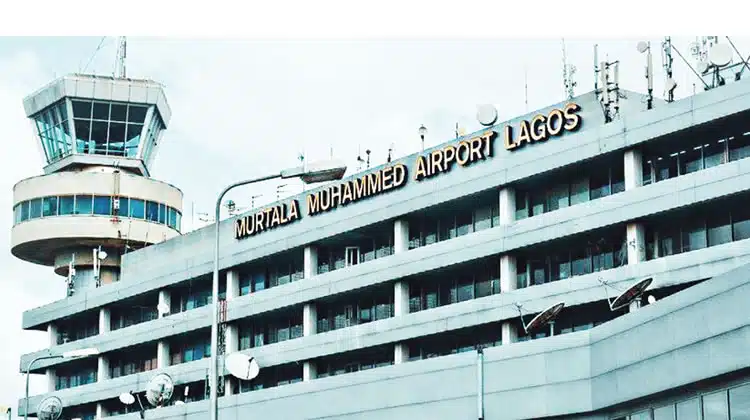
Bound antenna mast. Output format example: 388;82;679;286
662;37;676;102
562;38;577;100
116;36;127;78
595;47;621;123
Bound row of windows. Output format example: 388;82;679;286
13;193;182;231
70;99;154;158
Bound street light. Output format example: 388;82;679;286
209;159;347;420
24;348;99;420
418;124;428;151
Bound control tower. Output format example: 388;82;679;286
11;74;183;295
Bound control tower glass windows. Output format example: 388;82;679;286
74;194;93;215
69;99;154;158
34;99;74;163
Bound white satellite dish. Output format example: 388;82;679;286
665;77;677;92
37;396;63;420
636;41;649;53
225;352;260;380
118;392;135;405
647;295;657;304
697;61;710;74
476;104;498;127
709;43;733;67
145;373;175;407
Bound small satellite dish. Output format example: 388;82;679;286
610;277;653;311
709;43;733;67
175;401;185;406
119;392;135;406
524;302;565;334
37;396;63;420
665;77;677;92
697;61;710;74
636;41;649;53
225;352;260;380
476;104;498;127
145;373;174;407
97;250;108;260
157;302;170;316
647;295;657;304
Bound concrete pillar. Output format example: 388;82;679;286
393;219;410;362
224;323;239;395
499;187;516;225
304;246;318;279
226;270;240;301
47;323;58;347
98;308;110;334
394;219;409;253
97;356;110;381
394;343;409;364
627;223;646;264
158;289;171;318
393;281;409;317
303;303;317;337
46;368;56;392
96;402;107;419
157;340;170;369
502;322;518;345
624;148;643;191
500;255;518;345
303;361;317;381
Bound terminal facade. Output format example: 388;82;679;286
13;72;750;420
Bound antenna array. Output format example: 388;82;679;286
594;44;621;123
562;39;577;100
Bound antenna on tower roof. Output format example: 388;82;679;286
661;37;677;102
115;36;127;79
562;38;577;100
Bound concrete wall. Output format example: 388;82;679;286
20;77;750;331
26;260;750;419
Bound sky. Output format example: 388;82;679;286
1;36;749;414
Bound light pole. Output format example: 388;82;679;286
24;348;99;420
209;159;347;420
419;124;428;151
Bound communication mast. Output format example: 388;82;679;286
562;38;577;100
115;36;127;78
661;37;677;102
594;45;621;123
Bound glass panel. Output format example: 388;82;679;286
92;102;110;120
729;133;750;162
90;121;108;153
547;183;569;211
158;203;166;224
702;390;729;420
74;119;90;152
129;199;145;219
589;170;610;199
128;105;148;124
707;212;732;247
75;195;93;215
146;201;159;222
643;159;654;185
125;124;143;156
474;205;493;231
730;383;750;420
515;193;528;220
59;196;74;215
168;208;177;229
110;104;127;121
733;206;750;242
93;196;112;216
681;219;707;253
29;198;42;219
71;100;92;118
42;197;58;217
108;122;126;156
655;155;679;181
631;411;652;420
570;177;589;205
704;140;727;169
530;192;545;216
676;398;699;420
679;146;703;175
176;211;182;231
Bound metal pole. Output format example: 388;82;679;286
209;173;282;420
25;355;62;420
477;347;484;420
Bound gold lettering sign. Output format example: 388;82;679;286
414;130;495;182
503;102;581;151
306;163;408;216
234;200;300;239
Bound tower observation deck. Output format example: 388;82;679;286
11;74;183;294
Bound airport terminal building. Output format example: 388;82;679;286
13;70;750;420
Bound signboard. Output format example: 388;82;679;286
235;103;582;240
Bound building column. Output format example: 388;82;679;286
47;323;58;347
98;308;110;335
96;402;107;419
158;289;171;317
97;355;110;382
627;223;646;265
393;219;410;364
499;187;518;344
46;368;56;393
303;303;317;380
157;289;171;369
224;269;240;395
304;246;318;280
624;148;644;191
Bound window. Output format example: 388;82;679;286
59;196;74;215
93;196;111;215
146;201;159;222
158;203;166;224
129;198;145;219
703;390;729;420
676;398;700;420
730;384;750;420
29;198;42;219
168;208;177;229
730;133;750;162
43;196;58;217
75;195;93;215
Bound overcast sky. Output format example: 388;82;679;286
1;36;749;413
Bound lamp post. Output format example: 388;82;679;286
24;348;99;420
419;124;428;151
209;159;347;420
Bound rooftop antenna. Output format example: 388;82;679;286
115;36;127;78
593;43;599;94
636;41;654;110
562;38;577;100
356;145;365;171
365;149;371;169
671;40;711;91
298;151;306;192
661;37;677;102
276;184;288;200
387;143;394;163
524;64;529;112
251;194;262;209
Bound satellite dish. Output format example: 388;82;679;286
225;352;260;380
697;61;710;74
636;41;649;53
610;277;653;311
709;43;733;67
647;295;657;304
665;77;677;92
97;249;108;260
476;104;498;126
119;392;135;405
37;396;63;420
524;302;565;334
145;373;174;407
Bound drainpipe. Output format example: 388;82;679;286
477;347;484;420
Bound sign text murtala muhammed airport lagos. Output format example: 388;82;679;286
234;102;582;240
